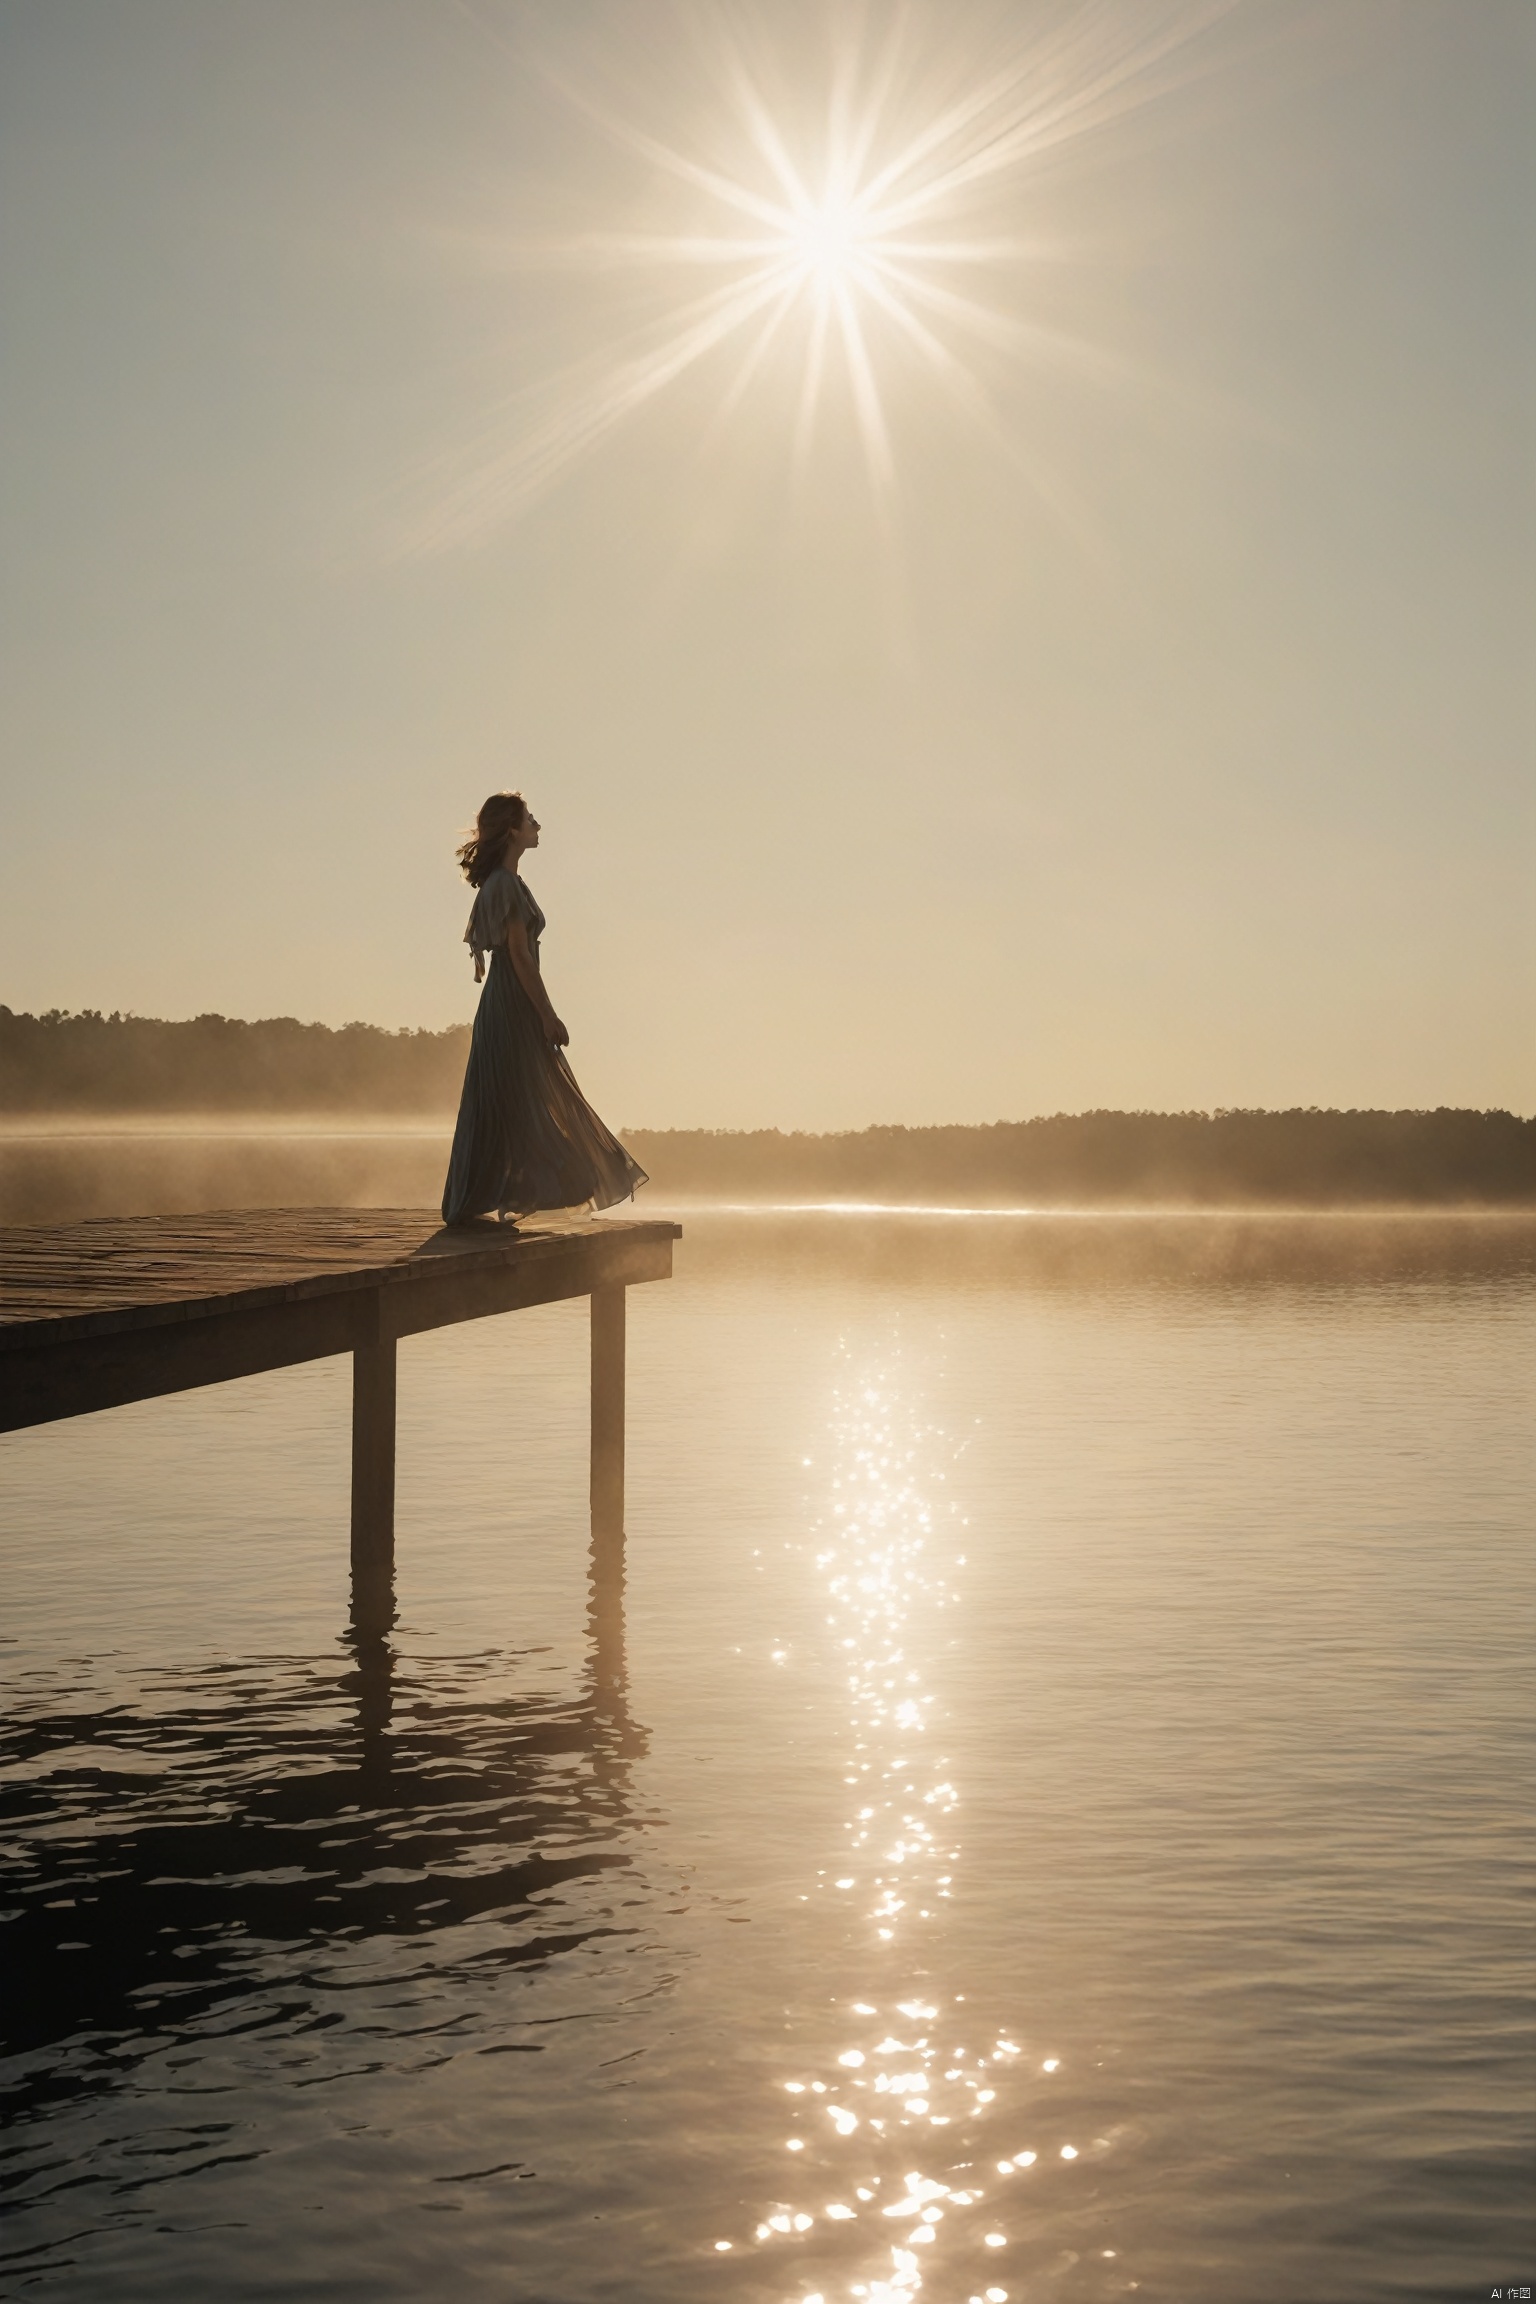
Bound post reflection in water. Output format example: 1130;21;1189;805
726;1349;1103;2304
343;1525;641;1780
0;1527;647;2195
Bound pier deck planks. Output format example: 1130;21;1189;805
0;1208;680;1433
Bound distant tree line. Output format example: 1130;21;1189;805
0;1005;467;1112
2;1007;1531;1203
623;1112;1536;1206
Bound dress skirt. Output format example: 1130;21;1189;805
440;950;647;1224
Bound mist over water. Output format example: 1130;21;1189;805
3;1123;1534;1266
0;1121;453;1228
1;1138;1532;2299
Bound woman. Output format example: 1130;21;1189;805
441;791;647;1227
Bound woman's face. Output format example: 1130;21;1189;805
506;808;539;862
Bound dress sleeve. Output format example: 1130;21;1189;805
463;871;528;975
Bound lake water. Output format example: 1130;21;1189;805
1;1206;1532;2303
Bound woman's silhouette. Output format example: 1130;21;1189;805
441;791;647;1227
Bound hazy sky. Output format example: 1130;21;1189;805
1;0;1531;1127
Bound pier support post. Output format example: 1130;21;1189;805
350;1328;397;1632
590;1283;626;1555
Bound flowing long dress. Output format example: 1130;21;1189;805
440;867;647;1225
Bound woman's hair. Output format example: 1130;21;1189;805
456;790;527;886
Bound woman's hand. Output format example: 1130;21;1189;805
505;918;568;1045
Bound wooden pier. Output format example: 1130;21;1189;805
0;1209;680;1627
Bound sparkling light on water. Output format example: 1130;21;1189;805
718;1344;1112;2299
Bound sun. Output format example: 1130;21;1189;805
787;191;871;287
415;3;1230;546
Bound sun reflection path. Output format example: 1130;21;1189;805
713;1352;1110;2303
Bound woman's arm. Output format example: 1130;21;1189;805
504;918;568;1045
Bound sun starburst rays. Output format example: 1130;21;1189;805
412;3;1233;548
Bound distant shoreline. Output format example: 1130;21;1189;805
0;1114;456;1139
3;1009;1533;1207
1;1111;1534;1214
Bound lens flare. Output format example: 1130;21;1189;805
416;1;1234;544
